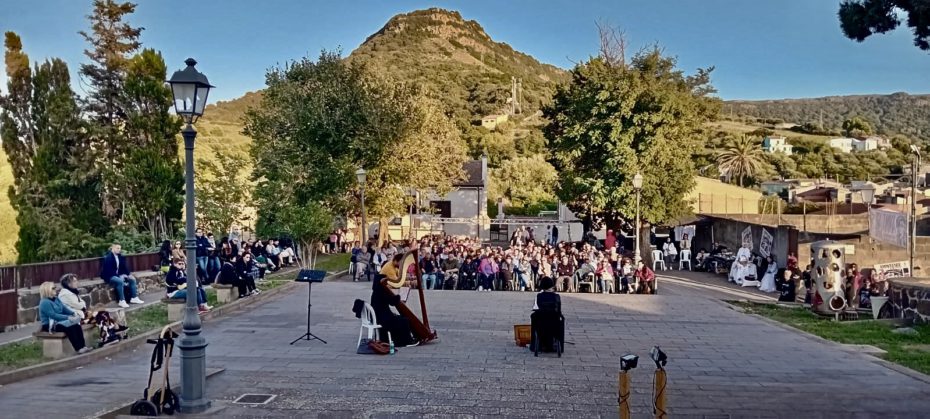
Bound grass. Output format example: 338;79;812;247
313;253;350;273
733;301;930;375
126;304;169;334
0;341;43;372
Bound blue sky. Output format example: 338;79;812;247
2;0;928;103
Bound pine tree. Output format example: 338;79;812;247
79;0;143;220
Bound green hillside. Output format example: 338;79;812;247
724;93;930;142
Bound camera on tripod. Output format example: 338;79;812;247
620;354;639;371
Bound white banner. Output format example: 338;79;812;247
873;261;911;280
759;229;774;257
741;226;753;249
870;209;909;249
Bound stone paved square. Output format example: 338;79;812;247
2;278;930;418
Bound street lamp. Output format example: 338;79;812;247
167;58;213;414
632;173;644;264
910;145;921;276
356;168;368;246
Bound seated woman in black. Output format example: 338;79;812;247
530;276;564;353
235;253;259;296
370;254;418;348
217;256;249;298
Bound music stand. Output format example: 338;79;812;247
290;269;327;345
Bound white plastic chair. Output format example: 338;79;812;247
679;249;692;271
357;303;381;348
652;250;665;271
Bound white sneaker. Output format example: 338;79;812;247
118;300;129;308
130;297;144;304
478;286;483;291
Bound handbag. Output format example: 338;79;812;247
367;339;391;355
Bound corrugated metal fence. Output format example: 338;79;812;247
0;252;159;328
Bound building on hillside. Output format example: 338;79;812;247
853;137;878;151
481;114;508;130
761;180;792;199
762;136;793;155
829;137;856;153
866;135;892;150
773;122;798;130
829;137;878;153
687;176;763;214
427;156;489;238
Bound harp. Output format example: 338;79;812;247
381;250;438;343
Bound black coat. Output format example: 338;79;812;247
100;252;130;280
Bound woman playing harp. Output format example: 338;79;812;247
370;254;420;347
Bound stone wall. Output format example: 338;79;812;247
16;272;164;326
888;278;930;323
707;213;870;235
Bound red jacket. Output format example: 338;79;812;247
635;266;655;282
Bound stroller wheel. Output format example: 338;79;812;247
151;389;180;415
130;399;158;416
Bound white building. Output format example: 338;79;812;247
829;137;855;153
853;137;878;151
762;136;793;155
428;157;490;238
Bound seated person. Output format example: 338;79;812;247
595;259;614;293
634;261;656;294
440;253;460;290
530;277;564;353
235;253;260;296
694;249;708;270
573;259;596;292
732;256;759;287
38;281;92;354
458;255;478;290
217;257;249;298
372;254;419;348
165;258;211;313
57;273;88;321
100;243;144;308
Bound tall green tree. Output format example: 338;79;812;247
195;149;252;236
79;0;143;221
716;135;766;187
1;32;108;262
121;49;183;240
544;45;719;250
842;116;873;137
839;0;930;50
245;50;466;244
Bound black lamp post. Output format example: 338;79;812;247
167;58;213;413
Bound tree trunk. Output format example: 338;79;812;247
640;222;653;268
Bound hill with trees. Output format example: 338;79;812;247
723;93;930;142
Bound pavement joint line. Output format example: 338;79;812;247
659;273;777;302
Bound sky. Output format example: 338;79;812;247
1;0;929;103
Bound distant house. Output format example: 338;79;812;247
762;136;793;155
830;137;878;153
866;135;891;150
773;122;797;130
481;114;508;130
427;157;489;238
829;137;856;153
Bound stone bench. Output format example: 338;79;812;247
33;324;96;359
213;283;238;304
164;298;186;322
16;271;164;326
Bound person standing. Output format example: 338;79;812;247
662;238;677;270
195;228;210;282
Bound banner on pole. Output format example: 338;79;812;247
869;209;909;249
759;229;774;257
873;261;911;280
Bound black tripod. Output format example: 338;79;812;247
291;275;327;345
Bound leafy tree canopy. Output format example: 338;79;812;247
839;0;930;50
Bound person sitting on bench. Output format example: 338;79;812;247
38;282;92;354
530;277;564;353
166;257;211;313
100;243;144;308
57;273;88;320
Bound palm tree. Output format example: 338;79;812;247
716;135;765;187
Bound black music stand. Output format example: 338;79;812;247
290;269;327;345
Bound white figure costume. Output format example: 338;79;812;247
729;245;752;282
759;260;778;292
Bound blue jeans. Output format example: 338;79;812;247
171;288;207;305
207;257;221;281
196;256;208;279
514;269;526;289
108;275;138;302
422;273;438;290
